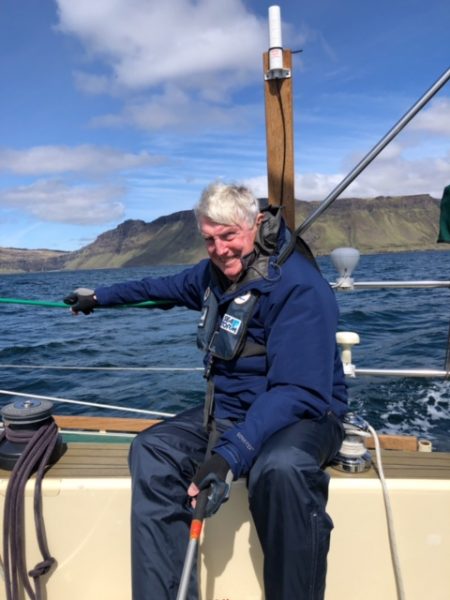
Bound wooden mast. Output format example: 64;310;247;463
263;47;295;230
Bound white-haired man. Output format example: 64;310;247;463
65;182;347;600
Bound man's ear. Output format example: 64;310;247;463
256;212;265;227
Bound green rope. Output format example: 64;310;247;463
0;297;171;309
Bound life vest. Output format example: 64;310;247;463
197;287;264;361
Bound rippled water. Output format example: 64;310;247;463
1;250;450;450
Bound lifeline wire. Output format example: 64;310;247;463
0;364;203;372
0;390;175;419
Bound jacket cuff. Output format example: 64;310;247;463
214;427;258;479
213;445;244;480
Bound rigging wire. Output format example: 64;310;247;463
297;65;450;236
0;363;203;372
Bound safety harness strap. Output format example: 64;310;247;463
203;379;216;429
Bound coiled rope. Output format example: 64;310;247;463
2;419;60;600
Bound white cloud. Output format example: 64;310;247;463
73;71;115;95
56;0;267;92
0;180;125;225
92;85;260;132
55;0;306;133
261;97;450;205
409;98;450;136
246;150;450;204
345;152;450;199
0;145;163;176
246;172;348;204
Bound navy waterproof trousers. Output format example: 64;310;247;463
129;405;344;600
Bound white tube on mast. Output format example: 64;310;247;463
268;5;283;70
269;5;282;47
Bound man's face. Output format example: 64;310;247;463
199;215;262;280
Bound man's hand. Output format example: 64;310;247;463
188;454;233;518
63;288;98;315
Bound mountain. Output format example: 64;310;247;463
294;194;443;254
1;194;447;273
58;210;203;270
0;247;68;274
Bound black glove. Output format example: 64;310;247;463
192;453;233;517
63;288;98;315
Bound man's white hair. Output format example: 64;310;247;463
194;182;260;228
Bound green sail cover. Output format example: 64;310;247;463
437;185;450;243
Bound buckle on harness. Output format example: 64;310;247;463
204;353;214;379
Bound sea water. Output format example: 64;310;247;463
1;250;449;450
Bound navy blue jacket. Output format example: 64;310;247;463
95;229;347;478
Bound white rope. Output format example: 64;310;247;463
368;424;406;600
0;363;203;372
0;389;175;418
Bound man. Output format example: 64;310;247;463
65;182;347;600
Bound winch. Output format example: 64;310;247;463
0;398;66;470
331;412;372;473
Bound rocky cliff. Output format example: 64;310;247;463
1;194;447;273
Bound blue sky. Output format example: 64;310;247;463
1;0;449;251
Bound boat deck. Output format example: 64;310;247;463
11;440;449;480
1;441;449;600
5;414;441;481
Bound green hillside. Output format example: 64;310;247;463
1;195;447;274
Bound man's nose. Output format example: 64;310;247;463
214;239;228;255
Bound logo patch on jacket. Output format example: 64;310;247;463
234;292;252;305
220;314;242;335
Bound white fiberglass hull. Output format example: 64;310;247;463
0;443;449;600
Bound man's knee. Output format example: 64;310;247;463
129;422;192;484
248;445;331;517
129;415;207;486
129;423;169;468
251;444;317;483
